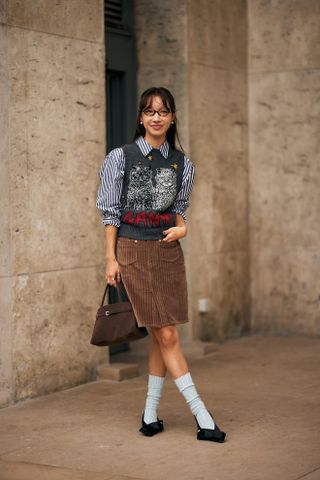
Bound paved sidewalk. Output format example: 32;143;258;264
0;335;319;480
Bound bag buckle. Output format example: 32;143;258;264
105;310;111;316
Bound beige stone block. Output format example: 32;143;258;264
190;166;249;256
249;0;320;72
249;70;320;250
189;67;247;162
251;249;320;336
8;27;105;274
135;0;188;65
188;67;249;254
96;362;140;381
0;277;13;407
7;0;103;43
190;251;250;341
188;0;247;71
0;24;11;277
11;266;106;402
0;1;7;24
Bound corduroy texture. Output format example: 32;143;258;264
116;237;189;328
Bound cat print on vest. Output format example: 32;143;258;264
125;165;154;210
125;165;177;211
152;168;177;210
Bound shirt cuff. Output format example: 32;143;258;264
102;217;120;228
172;210;187;222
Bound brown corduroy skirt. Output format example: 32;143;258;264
116;237;189;328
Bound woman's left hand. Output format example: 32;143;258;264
162;225;187;242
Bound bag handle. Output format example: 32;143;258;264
100;283;124;307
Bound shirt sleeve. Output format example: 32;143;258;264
96;147;125;227
171;155;195;222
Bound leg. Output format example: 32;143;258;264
141;330;166;426
148;328;167;377
152;325;225;437
150;325;188;379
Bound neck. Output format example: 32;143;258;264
144;133;166;149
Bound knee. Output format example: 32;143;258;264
150;328;160;345
157;326;179;349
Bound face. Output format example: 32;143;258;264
140;95;175;141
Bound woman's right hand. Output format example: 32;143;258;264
105;258;121;287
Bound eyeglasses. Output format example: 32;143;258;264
142;107;171;117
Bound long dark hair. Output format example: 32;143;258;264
133;86;184;152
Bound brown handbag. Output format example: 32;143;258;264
90;283;148;346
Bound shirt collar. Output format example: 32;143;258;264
135;136;170;159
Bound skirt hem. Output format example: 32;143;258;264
140;320;189;328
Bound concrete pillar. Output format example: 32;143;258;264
187;0;249;341
135;0;250;341
248;0;320;335
0;0;107;407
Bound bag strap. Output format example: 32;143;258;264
100;283;124;307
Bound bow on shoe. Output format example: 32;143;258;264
139;411;164;437
194;411;226;443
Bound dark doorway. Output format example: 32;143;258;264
105;0;137;152
105;0;137;354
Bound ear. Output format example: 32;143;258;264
172;112;176;122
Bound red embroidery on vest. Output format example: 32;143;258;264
122;211;174;227
147;211;160;227
135;211;147;226
122;211;135;225
159;213;172;225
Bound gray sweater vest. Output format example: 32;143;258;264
117;142;185;240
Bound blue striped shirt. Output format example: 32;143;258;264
96;136;195;227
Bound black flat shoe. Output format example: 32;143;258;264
194;410;226;443
139;411;164;437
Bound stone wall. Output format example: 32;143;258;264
135;0;250;341
248;0;320;335
0;0;107;408
187;0;250;341
1;0;319;408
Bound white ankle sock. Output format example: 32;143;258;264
174;371;215;429
143;374;165;424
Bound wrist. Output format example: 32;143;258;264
179;225;187;238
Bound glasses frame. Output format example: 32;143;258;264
142;107;172;117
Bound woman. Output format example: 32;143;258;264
96;86;226;443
